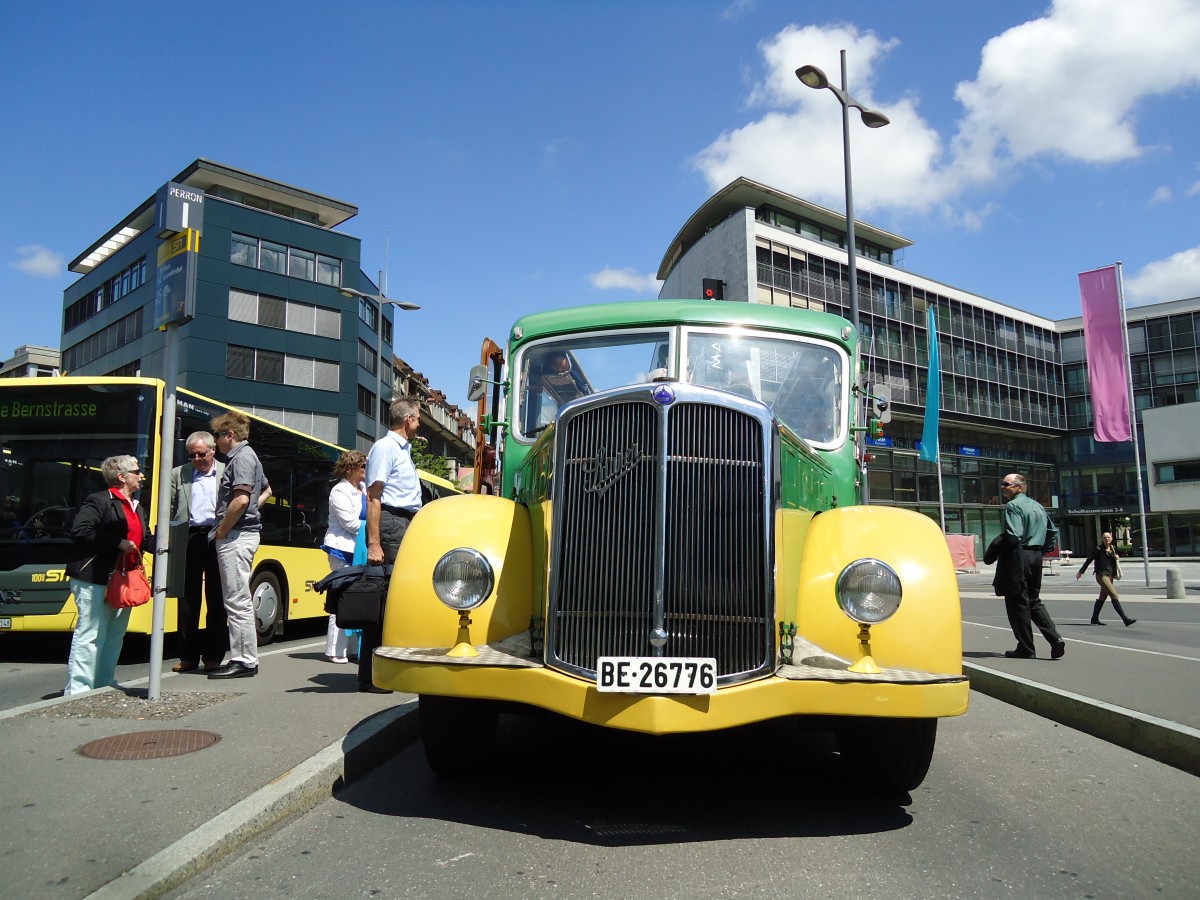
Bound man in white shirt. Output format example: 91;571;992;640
168;432;226;672
360;397;424;692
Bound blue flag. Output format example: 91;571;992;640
919;306;940;463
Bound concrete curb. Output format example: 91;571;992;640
965;662;1200;777
86;699;421;900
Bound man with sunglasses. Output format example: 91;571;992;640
997;473;1065;660
168;432;227;673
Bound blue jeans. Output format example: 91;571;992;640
65;578;130;695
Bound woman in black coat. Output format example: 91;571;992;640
63;455;153;694
1076;531;1136;627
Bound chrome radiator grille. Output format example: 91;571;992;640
548;390;772;684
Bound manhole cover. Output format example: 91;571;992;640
78;729;221;760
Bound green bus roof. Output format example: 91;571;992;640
509;300;855;351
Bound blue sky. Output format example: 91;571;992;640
3;0;1198;410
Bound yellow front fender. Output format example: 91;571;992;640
788;506;962;675
383;494;535;650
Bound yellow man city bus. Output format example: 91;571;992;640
0;377;459;642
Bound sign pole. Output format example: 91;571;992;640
1116;262;1151;586
147;326;179;699
147;182;202;699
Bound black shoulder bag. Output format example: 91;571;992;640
334;565;389;629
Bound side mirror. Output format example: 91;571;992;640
871;385;891;424
466;364;489;403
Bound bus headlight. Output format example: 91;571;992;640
835;558;902;624
432;548;494;611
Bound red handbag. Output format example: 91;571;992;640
105;553;152;608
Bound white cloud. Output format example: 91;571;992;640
1148;186;1173;206
1187;180;1200;197
952;0;1200;170
1125;244;1200;304
722;0;756;21
12;244;65;278
588;267;662;294
692;0;1200;218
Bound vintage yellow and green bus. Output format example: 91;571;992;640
0;377;459;643
374;300;968;793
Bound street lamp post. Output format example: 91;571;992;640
337;286;420;438
795;50;889;333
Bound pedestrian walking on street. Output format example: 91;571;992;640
996;473;1066;660
1077;531;1136;626
361;397;425;693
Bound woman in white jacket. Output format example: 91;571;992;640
322;450;367;662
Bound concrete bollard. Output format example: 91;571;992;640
1165;566;1186;599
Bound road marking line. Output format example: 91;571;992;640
964;620;1200;662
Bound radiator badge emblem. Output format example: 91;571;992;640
652;384;675;405
581;444;643;496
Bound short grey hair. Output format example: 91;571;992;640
185;431;215;451
389;396;420;426
101;455;139;486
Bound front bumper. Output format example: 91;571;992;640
374;634;969;735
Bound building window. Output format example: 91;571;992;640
357;384;377;418
227;289;342;338
244;403;339;444
63;256;147;333
261;240;287;274
358;340;377;375
231;233;258;268
229;235;340;286
1156;461;1200;484
227;346;338;392
358;297;378;331
62;307;143;371
289;248;316;281
316;255;342;286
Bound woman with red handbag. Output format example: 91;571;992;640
64;455;154;695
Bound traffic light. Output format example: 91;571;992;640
868;419;885;440
702;278;724;301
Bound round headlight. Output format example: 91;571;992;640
835;558;902;624
432;548;495;611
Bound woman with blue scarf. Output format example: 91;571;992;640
322;450;367;662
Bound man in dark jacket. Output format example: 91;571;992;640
995;473;1065;660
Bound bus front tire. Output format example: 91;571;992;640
251;570;284;645
419;695;498;778
834;717;937;794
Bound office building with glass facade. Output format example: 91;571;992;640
658;177;1199;557
63;159;410;451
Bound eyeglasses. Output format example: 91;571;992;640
188;451;211;458
1000;481;1018;488
123;469;142;476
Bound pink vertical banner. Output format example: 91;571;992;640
1079;266;1131;442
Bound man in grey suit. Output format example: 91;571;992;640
169;431;227;671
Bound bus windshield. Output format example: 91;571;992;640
684;329;847;446
511;327;846;447
1;382;157;547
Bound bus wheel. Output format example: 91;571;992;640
251;570;284;645
835;717;937;794
419;695;498;778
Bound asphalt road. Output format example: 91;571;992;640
167;693;1200;900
